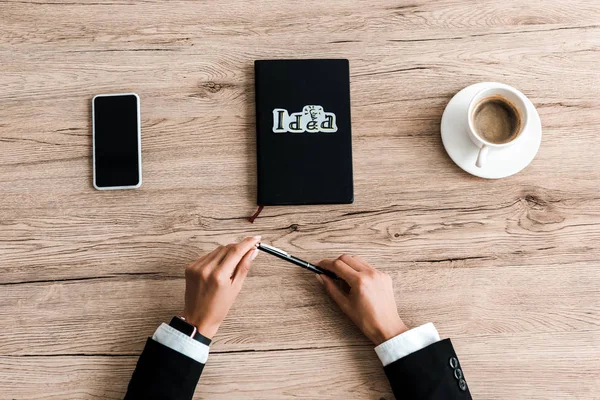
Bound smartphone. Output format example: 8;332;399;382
92;93;142;190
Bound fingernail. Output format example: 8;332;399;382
253;235;262;241
315;274;324;285
251;248;260;260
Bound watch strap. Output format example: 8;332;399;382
169;317;212;346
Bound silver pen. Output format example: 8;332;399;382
255;243;339;280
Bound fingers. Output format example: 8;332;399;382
318;275;351;312
216;236;262;276
187;245;228;273
350;255;371;269
207;245;230;264
222;236;262;266
338;254;371;272
232;247;259;285
188;236;261;276
318;258;359;285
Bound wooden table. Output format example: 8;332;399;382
1;1;599;398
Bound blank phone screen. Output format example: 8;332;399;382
93;94;140;188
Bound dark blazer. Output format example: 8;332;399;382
384;339;471;399
125;338;471;399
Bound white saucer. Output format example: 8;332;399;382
441;82;542;179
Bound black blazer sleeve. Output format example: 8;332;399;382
124;338;204;400
383;339;472;400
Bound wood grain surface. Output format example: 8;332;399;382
1;0;599;399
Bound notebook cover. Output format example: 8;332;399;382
255;59;353;205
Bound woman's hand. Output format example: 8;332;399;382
317;255;408;345
182;236;261;339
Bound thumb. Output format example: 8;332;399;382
318;275;350;313
232;247;258;285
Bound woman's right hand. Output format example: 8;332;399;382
316;255;408;345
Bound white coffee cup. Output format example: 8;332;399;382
467;86;529;168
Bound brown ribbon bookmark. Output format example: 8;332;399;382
248;205;264;223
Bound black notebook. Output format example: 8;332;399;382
254;59;353;205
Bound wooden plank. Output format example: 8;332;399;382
1;262;598;355
0;189;598;283
0;348;391;400
1;332;598;400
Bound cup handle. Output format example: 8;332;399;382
476;145;489;168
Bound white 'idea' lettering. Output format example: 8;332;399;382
272;105;338;133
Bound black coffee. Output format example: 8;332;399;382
472;96;521;144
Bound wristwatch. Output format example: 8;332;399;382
169;316;212;346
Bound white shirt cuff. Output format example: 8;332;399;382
152;323;210;364
374;322;441;367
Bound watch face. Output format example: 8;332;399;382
169;317;195;336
